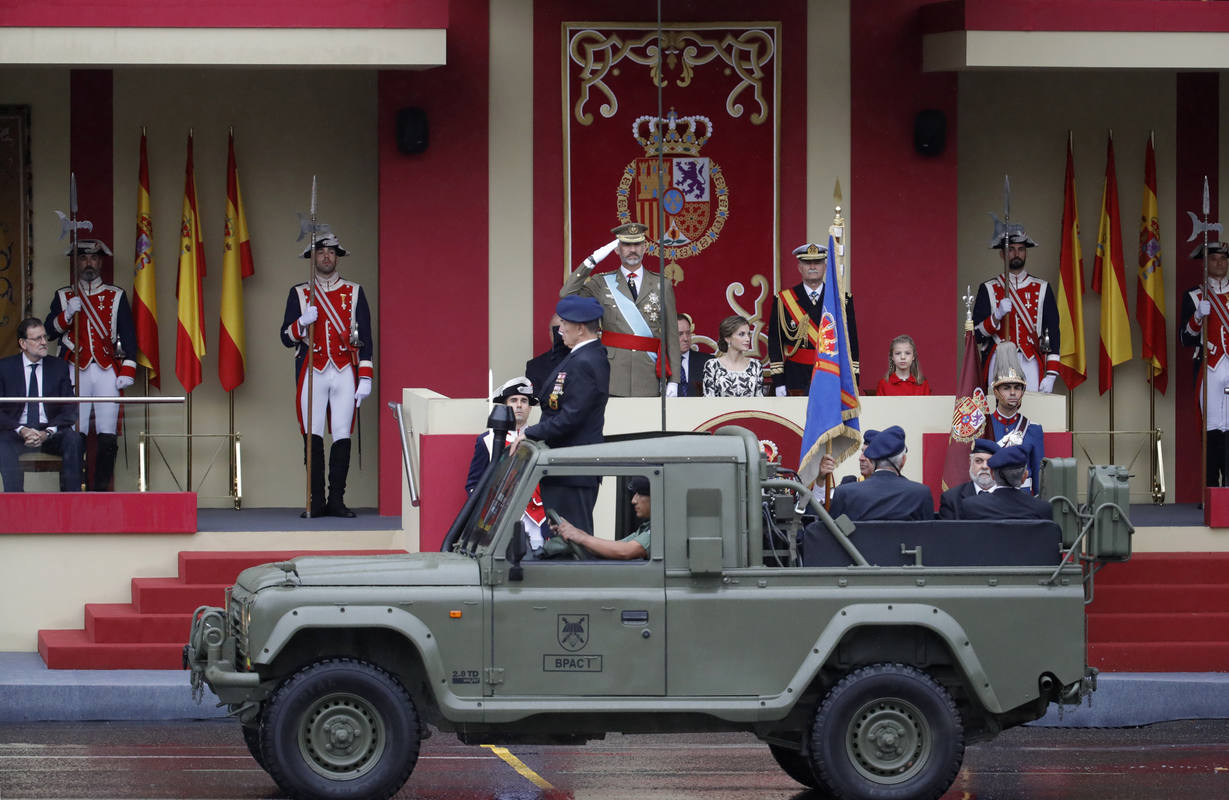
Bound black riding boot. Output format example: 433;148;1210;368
1208;430;1226;488
92;433;119;491
301;434;327;518
326;438;356;518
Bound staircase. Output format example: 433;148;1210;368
38;550;405;669
1087;553;1229;672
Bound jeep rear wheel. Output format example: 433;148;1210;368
810;663;963;800
261;658;420;800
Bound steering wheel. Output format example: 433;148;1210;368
544;508;588;560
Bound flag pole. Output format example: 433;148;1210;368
305;176;319;516
654;0;668;429
1201;175;1211;501
186;392;192;492
142;369;150;491
1001;174;1014;345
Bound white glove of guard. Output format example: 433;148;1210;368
993;298;1012;321
354;376;372;408
1196;300;1212;322
297;305;318;329
64;296;83;320
586;238;620;267
775;385;787;397
1038;373;1056;394
115;375;134;390
665;382;678;398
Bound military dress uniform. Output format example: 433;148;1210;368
45;261;137;491
280;238;373;517
973;271;1061;393
827;426;933;521
960;487;1053;520
767;282;860;395
984;411;1044;495
1180;273;1229;485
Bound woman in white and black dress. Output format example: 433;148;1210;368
703;315;763;397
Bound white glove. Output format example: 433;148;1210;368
665;382;678;398
993;298;1012;321
1038;373;1056;394
354;376;372;408
775;385;787;397
586;238;620;267
1196;300;1212;322
115;375;134;390
64;296;83;320
297;305;318;328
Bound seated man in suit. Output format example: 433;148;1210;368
959;445;1054;521
677;313;713;397
828;426;934;521
938;438;1000;519
0;318;83;492
550;476;652;560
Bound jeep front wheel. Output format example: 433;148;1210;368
261;658;420;800
809;663;963;800
767;743;822;789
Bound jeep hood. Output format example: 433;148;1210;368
235;553;481;592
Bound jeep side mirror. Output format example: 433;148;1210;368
506;521;527;581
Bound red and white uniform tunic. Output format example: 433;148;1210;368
280;274;374;438
1181;277;1229;430
46;278;137;434
973;270;1061;392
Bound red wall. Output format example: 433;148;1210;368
3;0;448;28
70;70;114;283
851;1;959;391
377;0;490;515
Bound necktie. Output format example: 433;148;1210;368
628;273;639;300
26;363;39;428
809;290;820;305
680;357;689;396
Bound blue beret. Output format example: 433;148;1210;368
972;438;1000;455
556;295;604;323
988;445;1029;469
861;429;879;447
864;425;906;460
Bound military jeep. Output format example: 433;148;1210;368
185;425;1132;800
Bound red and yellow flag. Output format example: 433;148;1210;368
1092;133;1133;395
1137;133;1167;394
1056;133;1087;391
175;132;207;394
218;131;255;392
132;130;160;389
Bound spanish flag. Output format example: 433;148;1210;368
218;131;254;392
175;132;207;394
1092;132;1133;395
1137;132;1167;394
1056;133;1087;390
133;130;160;389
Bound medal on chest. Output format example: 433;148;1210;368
549;372;566;410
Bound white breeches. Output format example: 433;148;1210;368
300;363;355;438
69;362;119;434
1200;359;1229;431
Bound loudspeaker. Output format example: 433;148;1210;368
396;107;429;155
913;109;946;157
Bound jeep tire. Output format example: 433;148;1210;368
767;743;823;790
261;658;420;800
241;721;266;772
809;663;963;800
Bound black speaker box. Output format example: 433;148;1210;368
913;109;946;157
396;107;429;155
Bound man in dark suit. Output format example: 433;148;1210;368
677;313;713;397
938;438;999;519
522;295;609;535
959;445;1054;520
0;318;82;492
828;426;932;521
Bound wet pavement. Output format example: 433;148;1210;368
0;719;1226;799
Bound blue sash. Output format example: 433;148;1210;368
604;274;657;363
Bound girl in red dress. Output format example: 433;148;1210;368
875;334;932;396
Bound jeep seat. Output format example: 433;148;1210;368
799;519;1064;568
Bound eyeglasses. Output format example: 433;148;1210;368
21;335;47;343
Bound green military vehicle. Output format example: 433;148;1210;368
186;425;1132;800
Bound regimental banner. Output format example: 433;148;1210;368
563;23;781;357
0;106;32;359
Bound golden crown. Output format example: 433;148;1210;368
632;109;712;157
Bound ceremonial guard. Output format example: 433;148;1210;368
767;243;860;396
523;296;609;536
561;222;680;397
959;445;1054;521
1179;237;1229;487
983;343;1045;494
973;222;1060;393
828;426;933;521
45;238;136;491
280;232;373;517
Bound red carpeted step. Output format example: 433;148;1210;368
1089;641;1229;672
1088;584;1229;614
85;604;193;644
177;549;405;584
1093;553;1229;585
38;629;184;670
131;578;229;614
1088;612;1229;643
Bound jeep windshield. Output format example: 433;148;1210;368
455;443;534;555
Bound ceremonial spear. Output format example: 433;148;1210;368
1001;175;1015;346
54;174;92;489
301;177;321;516
1188;176;1221;499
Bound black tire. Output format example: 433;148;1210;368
241;722;267;772
809;663;964;800
261;658;420;800
768;743;820;789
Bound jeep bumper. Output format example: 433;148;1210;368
186;605;261;705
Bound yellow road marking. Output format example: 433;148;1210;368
482;744;556;790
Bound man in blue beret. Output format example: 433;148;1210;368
828;425;934;521
938;438;1000;519
958;445;1054;520
521;295;610;536
818;428;878;485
